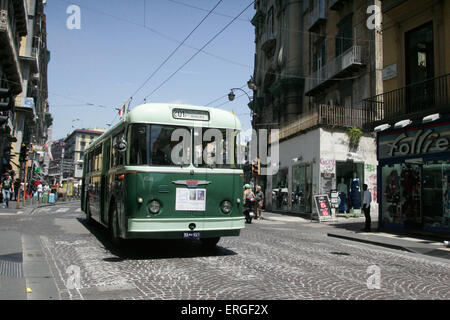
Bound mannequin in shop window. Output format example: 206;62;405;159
337;178;348;213
349;172;361;210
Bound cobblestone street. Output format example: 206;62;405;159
1;202;449;300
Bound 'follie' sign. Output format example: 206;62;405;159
378;121;450;159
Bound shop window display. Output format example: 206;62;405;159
272;167;289;211
336;162;364;213
382;164;421;226
423;161;450;230
292;164;312;213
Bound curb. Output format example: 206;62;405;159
327;232;414;253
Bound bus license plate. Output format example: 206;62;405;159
183;232;200;239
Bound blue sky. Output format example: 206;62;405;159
46;0;255;140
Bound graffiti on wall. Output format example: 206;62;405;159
320;158;336;172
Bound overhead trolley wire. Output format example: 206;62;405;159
140;1;255;103
128;0;224;104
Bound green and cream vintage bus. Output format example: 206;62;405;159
81;103;245;248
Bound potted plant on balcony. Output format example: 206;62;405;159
347;127;363;151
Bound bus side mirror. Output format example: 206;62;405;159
114;139;127;153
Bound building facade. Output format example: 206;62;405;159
0;0;51;181
364;0;450;235
250;0;382;216
0;0;28;176
63;129;105;180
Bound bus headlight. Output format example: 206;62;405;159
221;200;232;214
149;200;161;214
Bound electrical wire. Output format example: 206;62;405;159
128;0;224;104
140;1;255;103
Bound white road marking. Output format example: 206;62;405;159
56;208;70;213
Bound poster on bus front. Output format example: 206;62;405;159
175;188;206;211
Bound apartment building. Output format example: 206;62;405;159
0;0;28;175
0;0;51;180
364;0;450;235
250;0;382;215
63;129;105;180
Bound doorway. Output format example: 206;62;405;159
405;22;434;113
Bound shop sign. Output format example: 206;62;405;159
378;124;450;159
314;195;333;221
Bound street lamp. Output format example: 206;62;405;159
228;87;252;102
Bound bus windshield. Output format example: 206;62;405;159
128;124;241;168
129;124;190;166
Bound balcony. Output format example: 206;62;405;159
0;1;27;95
14;96;37;122
308;0;327;31
19;46;40;74
305;46;366;96
363;74;450;128
277;104;371;141
260;31;277;57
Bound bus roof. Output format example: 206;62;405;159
85;103;242;152
126;103;242;130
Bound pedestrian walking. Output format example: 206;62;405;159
13;178;21;201
362;184;372;232
1;172;13;208
37;183;43;202
255;185;264;220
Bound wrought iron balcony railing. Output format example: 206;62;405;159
276;104;371;141
305;46;365;95
363;73;450;126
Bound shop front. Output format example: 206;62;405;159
377;119;450;235
266;127;378;216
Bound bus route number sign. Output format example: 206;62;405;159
172;108;210;121
314;195;332;220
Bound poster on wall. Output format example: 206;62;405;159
175;188;206;211
314;194;334;222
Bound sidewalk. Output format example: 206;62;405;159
262;210;450;260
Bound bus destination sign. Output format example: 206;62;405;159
172;108;210;121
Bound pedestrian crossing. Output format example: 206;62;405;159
30;206;82;215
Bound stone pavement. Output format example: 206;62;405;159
262;210;450;260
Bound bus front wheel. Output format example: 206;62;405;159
200;237;220;250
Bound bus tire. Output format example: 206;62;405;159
200;237;220;250
109;201;123;246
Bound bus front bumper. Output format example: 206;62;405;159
125;216;245;239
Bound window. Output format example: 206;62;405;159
128;124;190;166
194;128;241;169
93;146;102;171
313;37;326;72
335;14;353;57
267;6;274;36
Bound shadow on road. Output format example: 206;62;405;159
76;218;237;261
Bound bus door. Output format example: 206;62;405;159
101;139;111;224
